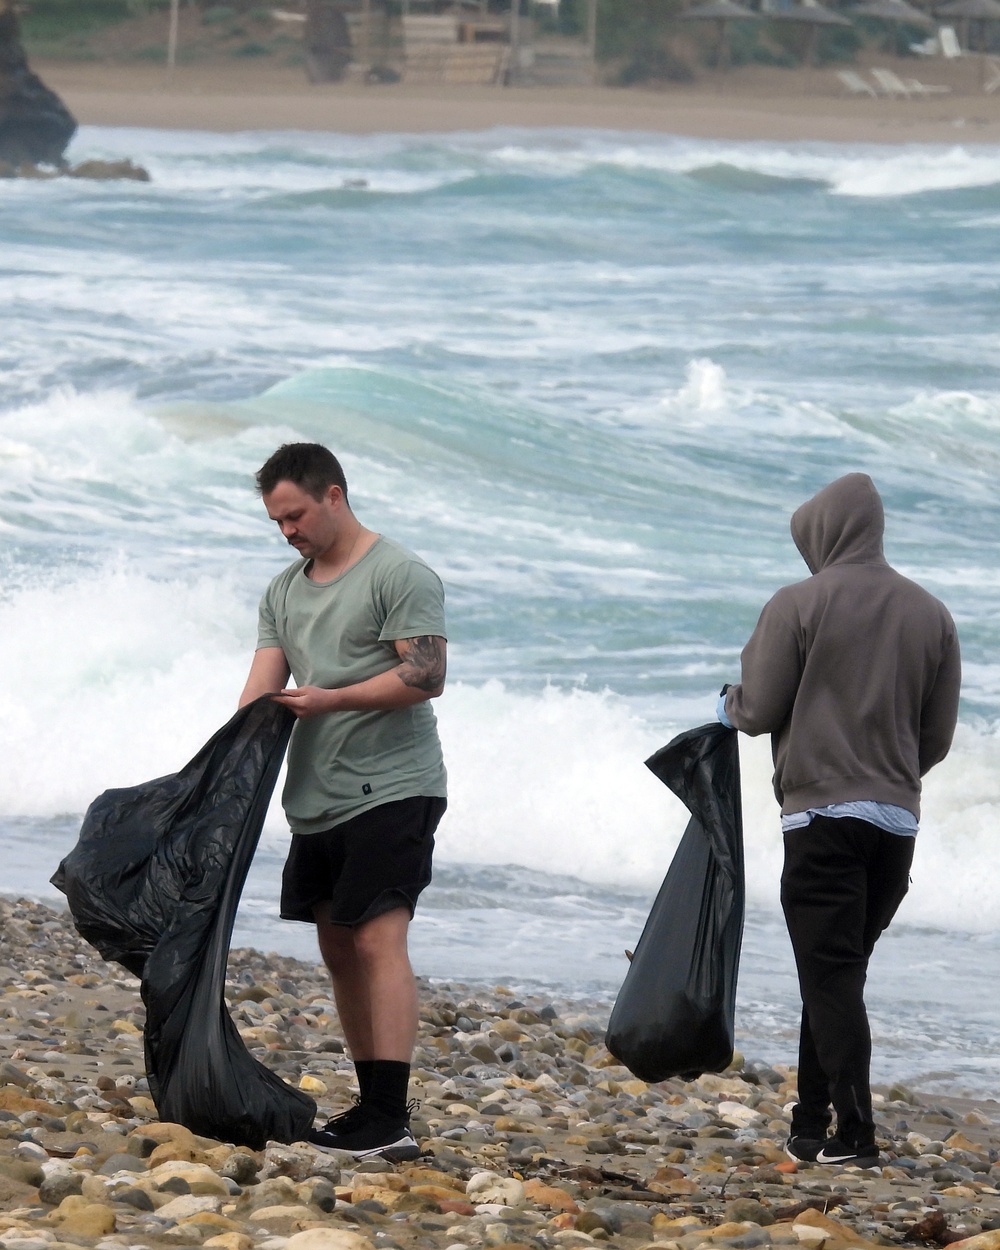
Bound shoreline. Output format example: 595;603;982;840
3;895;1000;1250
38;59;1000;145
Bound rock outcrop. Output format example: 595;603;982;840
0;0;76;167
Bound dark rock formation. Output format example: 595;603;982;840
0;0;76;167
0;157;151;181
69;158;150;182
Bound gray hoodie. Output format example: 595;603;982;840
724;473;961;818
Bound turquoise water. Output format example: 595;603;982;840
2;124;999;1092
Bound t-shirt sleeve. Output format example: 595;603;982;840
256;582;281;650
378;559;447;642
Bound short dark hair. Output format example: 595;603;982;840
255;443;349;503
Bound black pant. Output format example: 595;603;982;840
780;815;913;1150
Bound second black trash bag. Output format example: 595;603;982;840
51;696;316;1149
605;721;744;1083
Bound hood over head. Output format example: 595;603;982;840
790;472;885;574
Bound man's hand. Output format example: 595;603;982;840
271;686;337;719
269;637;447;719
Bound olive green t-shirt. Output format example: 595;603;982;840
256;536;447;834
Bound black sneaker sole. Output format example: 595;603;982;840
368;1141;421;1162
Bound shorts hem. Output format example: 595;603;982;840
281;883;428;927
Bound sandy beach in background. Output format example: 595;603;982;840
39;57;1000;144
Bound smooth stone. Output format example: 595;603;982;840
262;1142;341;1183
160;1176;193;1195
0;1158;43;1187
126;1132;159;1158
38;1170;85;1203
354;1157;394;1174
725;1199;775;1227
285;1229;376;1249
115;1185;156;1211
98;1151;148;1175
156;1194;225;1221
219;1151;261;1184
57;1201;117;1236
576;1209;613;1234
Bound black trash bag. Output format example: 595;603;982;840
605;722;744;1083
51;696;316;1149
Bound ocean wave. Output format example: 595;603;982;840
0;559;995;934
59;125;1000;202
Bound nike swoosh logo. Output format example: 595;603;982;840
816;1148;877;1164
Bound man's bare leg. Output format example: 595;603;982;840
314;910;374;1060
312;905;419;1153
314;905;417;1061
351;908;418;1061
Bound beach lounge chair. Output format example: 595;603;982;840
909;33;940;55
837;68;878;96
871;67;912;96
985;56;1000;94
939;25;963;57
904;76;952;95
871;66;952;97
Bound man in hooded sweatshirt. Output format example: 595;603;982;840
720;473;960;1168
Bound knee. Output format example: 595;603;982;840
352;912;409;969
317;923;356;975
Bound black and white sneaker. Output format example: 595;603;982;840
814;1138;881;1168
307;1107;420;1161
786;1135;826;1164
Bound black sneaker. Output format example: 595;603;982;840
786;1135;826;1163
307;1107;420;1161
814;1138;881;1168
318;1096;366;1136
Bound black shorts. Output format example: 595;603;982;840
280;795;446;927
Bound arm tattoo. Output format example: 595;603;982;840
397;635;447;693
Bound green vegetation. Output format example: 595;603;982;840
19;0;164;40
201;5;238;23
14;0;889;80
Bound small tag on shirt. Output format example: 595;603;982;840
362;783;372;795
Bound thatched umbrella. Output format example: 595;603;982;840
935;0;1000;50
679;0;761;69
768;2;853;65
851;0;933;53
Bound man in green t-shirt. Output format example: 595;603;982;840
239;442;447;1161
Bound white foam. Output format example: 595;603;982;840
0;552;995;935
735;727;1000;932
0;563;253;814
483;133;1000;197
441;698;1000;932
662;358;730;415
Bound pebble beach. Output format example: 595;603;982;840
3;896;1000;1250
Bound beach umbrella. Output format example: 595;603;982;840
935;0;1000;50
851;0;933;54
768;3;854;65
678;0;761;69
